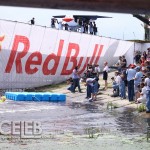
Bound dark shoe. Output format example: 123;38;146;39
89;99;94;102
129;100;134;102
135;101;141;104
111;93;119;97
146;111;150;113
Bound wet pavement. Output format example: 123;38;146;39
0;89;149;137
0;73;150;149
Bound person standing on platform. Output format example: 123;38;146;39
89;22;93;34
51;17;56;28
57;20;63;30
93;22;97;35
81;22;84;33
29;18;35;25
64;23;69;30
84;22;88;33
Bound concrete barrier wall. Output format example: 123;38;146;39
0;20;139;89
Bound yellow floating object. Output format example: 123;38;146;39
0;96;6;102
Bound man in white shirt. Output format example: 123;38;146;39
126;65;136;101
57;21;63;30
112;72;121;91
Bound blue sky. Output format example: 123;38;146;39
0;6;145;40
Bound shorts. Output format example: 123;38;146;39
103;71;108;80
134;84;140;93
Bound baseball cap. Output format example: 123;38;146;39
128;64;136;68
135;66;141;71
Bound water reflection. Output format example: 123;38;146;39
69;101;101;113
115;108;147;134
2;99;150;137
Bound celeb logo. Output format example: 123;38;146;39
0;35;5;51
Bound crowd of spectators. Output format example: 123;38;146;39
51;18;98;35
110;48;150;113
28;17;98;35
66;48;150;113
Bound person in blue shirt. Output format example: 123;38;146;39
134;66;143;101
126;65;136;101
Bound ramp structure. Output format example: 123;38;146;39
5;92;66;102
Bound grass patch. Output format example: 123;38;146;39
25;82;67;92
147;127;150;141
137;104;146;113
107;102;119;110
85;127;100;139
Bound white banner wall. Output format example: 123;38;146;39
134;43;142;52
141;43;150;52
0;20;137;89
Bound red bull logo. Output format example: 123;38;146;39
0;35;5;51
5;35;103;76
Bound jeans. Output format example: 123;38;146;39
67;84;74;92
146;90;150;111
113;83;119;90
72;78;81;92
93;81;99;94
128;80;134;101
87;84;92;98
119;81;126;99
